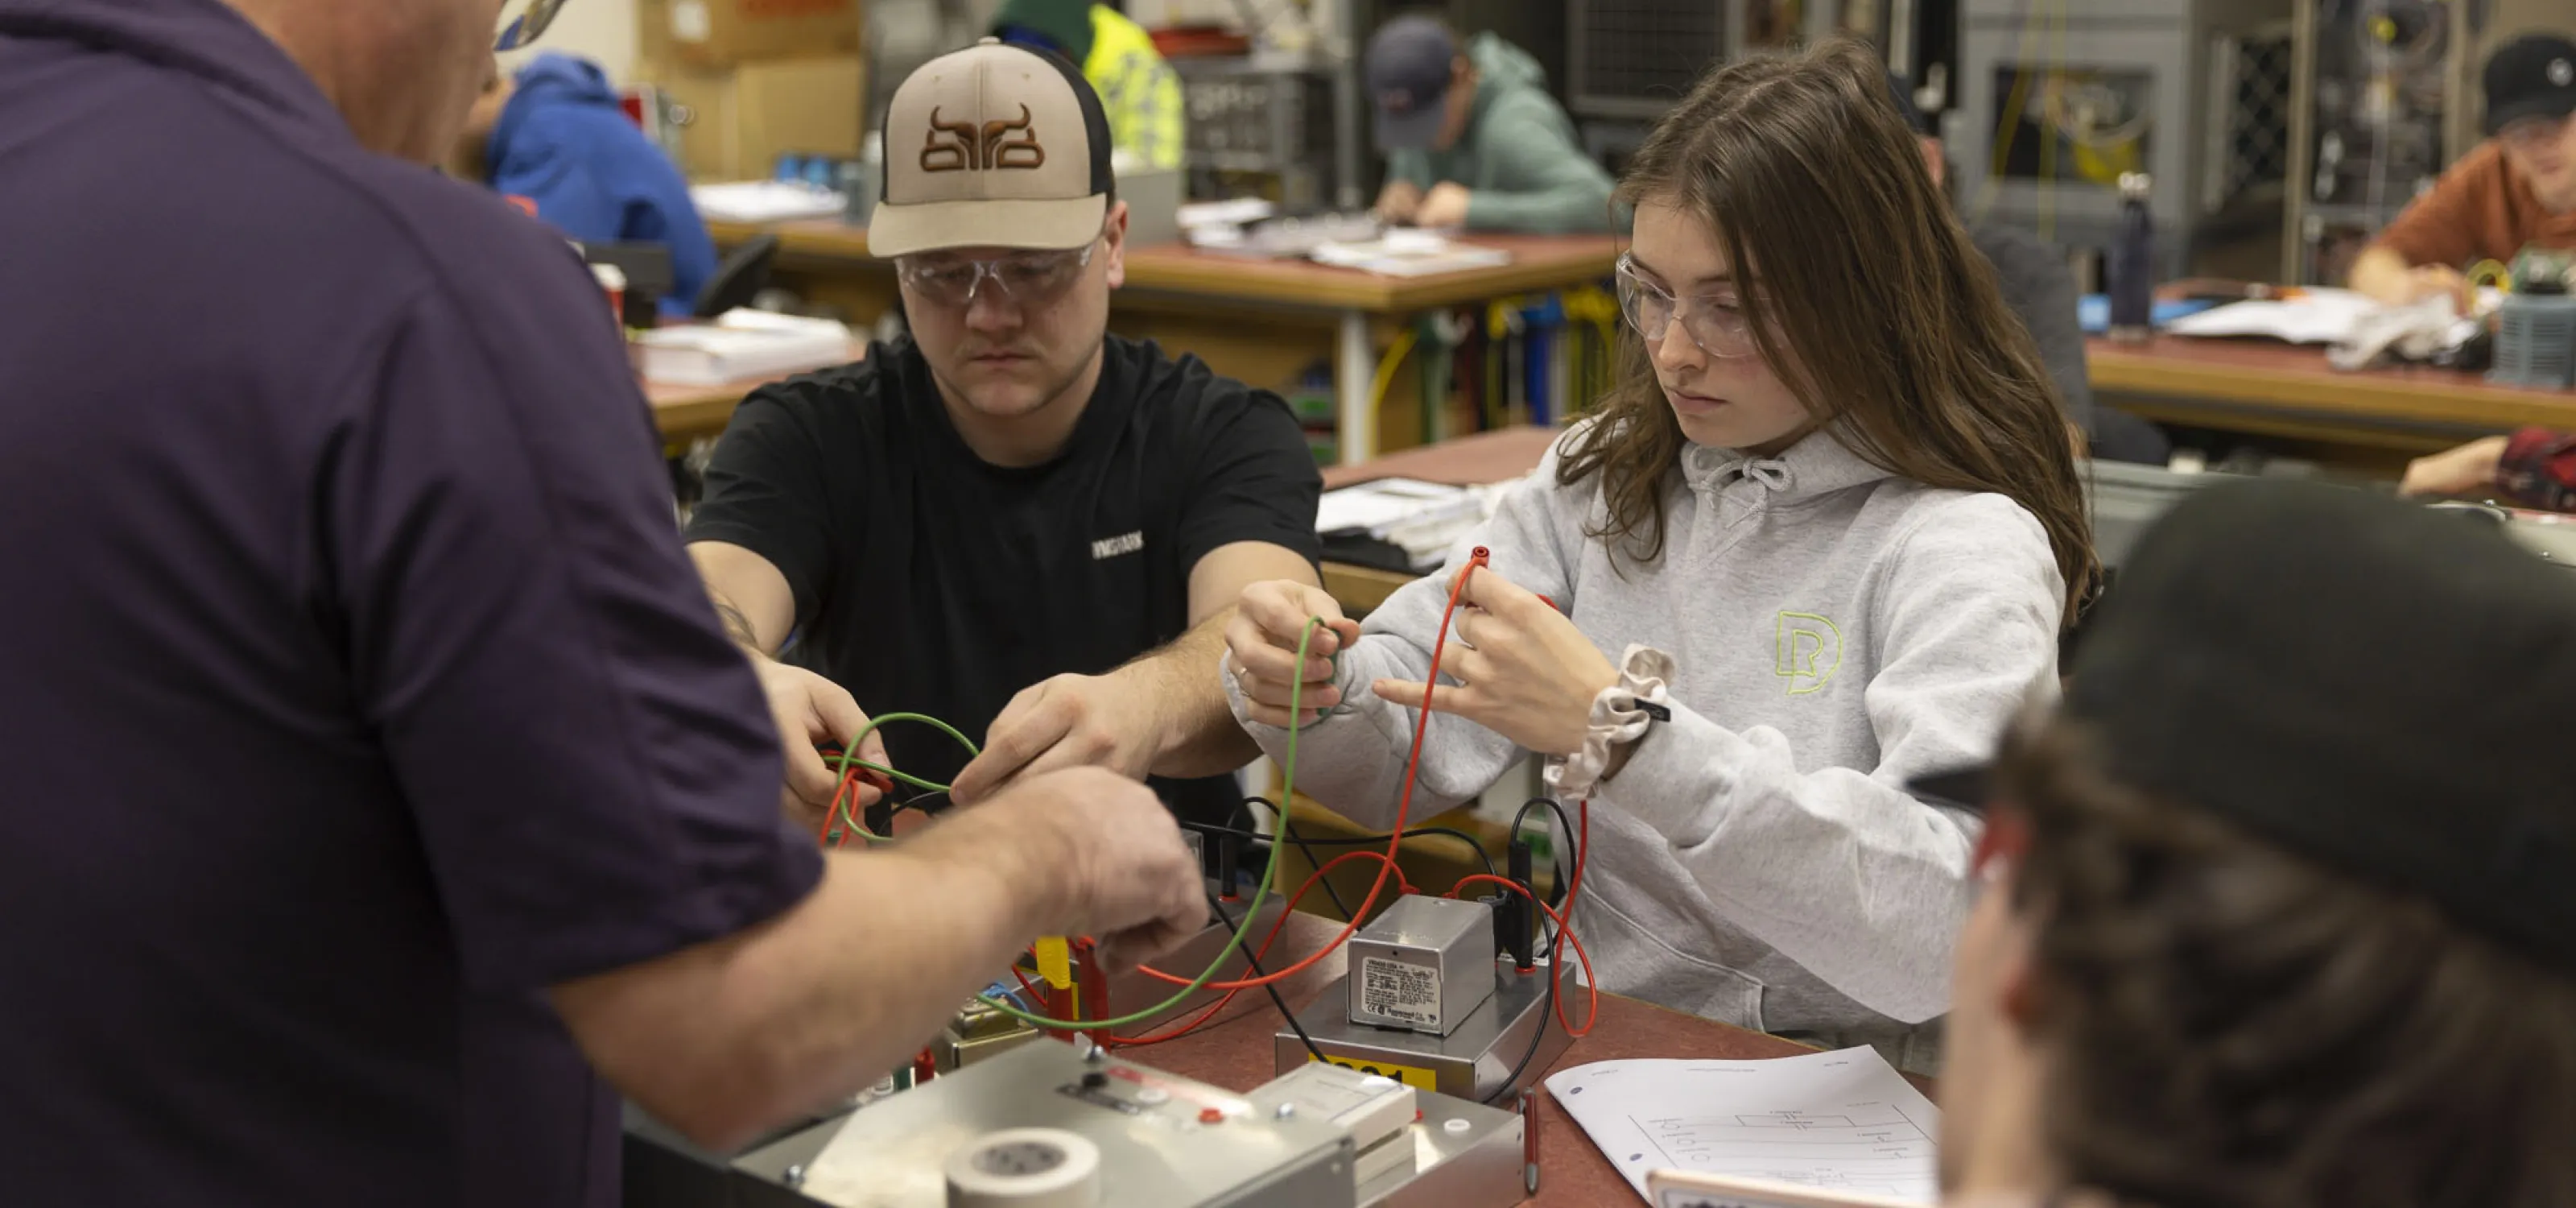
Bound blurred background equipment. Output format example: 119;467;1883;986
2284;0;2566;285
2491;249;2576;389
1178;52;1344;209
1566;0;1912;172
2285;0;2473;285
1946;0;2297;282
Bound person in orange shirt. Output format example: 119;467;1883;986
2348;32;2576;307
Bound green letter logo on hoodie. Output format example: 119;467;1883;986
1775;612;1843;696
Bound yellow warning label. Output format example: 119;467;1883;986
1306;1053;1441;1092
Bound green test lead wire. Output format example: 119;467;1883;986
828;623;1328;1032
823;712;980;842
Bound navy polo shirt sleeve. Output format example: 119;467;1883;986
687;381;846;634
332;278;820;994
1176;384;1325;575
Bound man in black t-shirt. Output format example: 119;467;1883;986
687;39;1323;825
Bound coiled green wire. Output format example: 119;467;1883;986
824;623;1327;1031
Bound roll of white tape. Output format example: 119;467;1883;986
945;1127;1102;1208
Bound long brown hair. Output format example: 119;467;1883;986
1998;718;2576;1208
1558;39;2097;621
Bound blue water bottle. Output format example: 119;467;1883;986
2107;172;2156;343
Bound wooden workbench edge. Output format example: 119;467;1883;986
2089;345;2576;431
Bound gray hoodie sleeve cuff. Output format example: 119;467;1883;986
1221;654;1414;826
1591;700;1751;845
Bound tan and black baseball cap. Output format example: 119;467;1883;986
869;38;1114;259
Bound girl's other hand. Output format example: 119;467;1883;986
1376;567;1615;755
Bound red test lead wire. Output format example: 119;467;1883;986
1104;849;1415;1049
1449;873;1598;1038
1130;547;1494;995
820;763;894;848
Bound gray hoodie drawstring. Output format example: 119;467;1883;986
1740;460;1794;492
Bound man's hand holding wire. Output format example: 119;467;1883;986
751;658;890;829
968;767;1206;974
951;672;1168;805
1225;581;1362;728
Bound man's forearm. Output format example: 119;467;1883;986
1122;608;1261;779
711;594;769;655
700;839;1048;1133
558;817;1058;1151
689;544;797;657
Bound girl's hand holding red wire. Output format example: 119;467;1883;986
1225;580;1363;728
1376;566;1615;757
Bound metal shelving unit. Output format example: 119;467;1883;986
1944;0;2297;277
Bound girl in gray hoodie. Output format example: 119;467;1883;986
1222;41;2099;1072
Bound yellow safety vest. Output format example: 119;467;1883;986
1084;6;1183;170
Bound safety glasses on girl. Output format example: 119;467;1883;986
1614;254;1759;359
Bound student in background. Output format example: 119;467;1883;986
456;52;719;316
995;0;1184;170
2348;32;2576;308
2398;427;2576;511
1224;41;2095;1073
688;42;1321;828
1936;481;2576;1208
1890;74;2171;466
1364;14;1618;234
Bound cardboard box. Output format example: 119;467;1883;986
654;55;865;181
638;0;862;71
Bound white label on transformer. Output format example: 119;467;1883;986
1360;956;1440;1026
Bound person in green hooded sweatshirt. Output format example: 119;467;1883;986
995;0;1185;170
1364;14;1618;234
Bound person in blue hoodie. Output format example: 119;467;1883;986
459;53;719;316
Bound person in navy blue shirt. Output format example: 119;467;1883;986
456;51;720;315
0;2;1205;1206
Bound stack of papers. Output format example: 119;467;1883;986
1318;477;1513;571
1545;1047;1942;1205
689;180;848;223
1317;478;1484;534
1191;212;1385;259
632;309;852;385
1311;230;1513;277
2159;288;2379;345
1179;199;1277;250
1179;198;1278;229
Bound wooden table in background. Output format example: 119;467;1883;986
2089;336;2576;467
1139;912;1881;1208
707;218;1620;464
644;375;766;445
639;340;867;445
